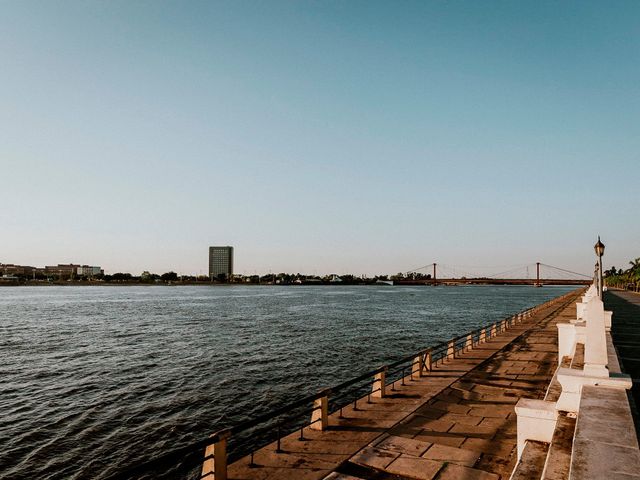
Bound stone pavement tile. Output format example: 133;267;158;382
412;404;446;418
461;438;515;458
478;417;515;434
413;430;466;448
438;412;482;426
332;414;398;430
373;435;432;457
322;473;364;480
473;452;516;479
302;429;376;446
449;423;496;439
429;400;470;414
229;464;332;480
505;368;527;375
446;387;481;400
350;446;399;470
281;437;376;456
492;429;517;442
468;406;512;418
470;383;512;394
387;424;423;438
435;463;500;480
421;443;480;467
385;454;443;479
477;394;519;405
246;446;349;470
404;417;454;432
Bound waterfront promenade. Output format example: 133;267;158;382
605;290;640;426
211;290;582;480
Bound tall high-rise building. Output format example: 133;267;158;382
209;246;234;280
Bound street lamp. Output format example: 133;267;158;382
594;236;605;297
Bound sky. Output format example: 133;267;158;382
1;1;639;276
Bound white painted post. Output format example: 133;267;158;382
310;392;329;430
202;429;230;480
490;323;497;338
583;297;609;377
479;328;486;343
557;323;578;365
604;310;613;331
515;399;558;460
372;368;386;398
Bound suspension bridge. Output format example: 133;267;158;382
398;262;592;286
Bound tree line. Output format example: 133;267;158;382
604;258;640;292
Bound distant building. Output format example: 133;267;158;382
45;264;80;277
1;263;101;279
0;264;34;276
77;265;103;277
209;246;234;280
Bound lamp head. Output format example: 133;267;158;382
594;236;605;257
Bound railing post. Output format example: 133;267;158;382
412;354;423;378
424;349;432;371
447;339;455;359
501;319;506;332
490;323;497;338
310;390;329;430
202;429;231;480
372;367;387;398
466;334;473;350
479;328;486;343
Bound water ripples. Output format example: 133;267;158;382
0;284;574;479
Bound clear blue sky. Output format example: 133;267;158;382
1;1;638;276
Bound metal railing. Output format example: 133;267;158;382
105;290;578;480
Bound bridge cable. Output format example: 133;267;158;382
539;263;592;279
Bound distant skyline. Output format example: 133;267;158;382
1;1;638;276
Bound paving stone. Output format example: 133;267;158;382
421;443;480;467
429;400;470;414
448;423;497;438
461;438;515;458
413;430;466;448
438;412;482;426
350;446;399;470
322;473;364;480
435;463;500;480
468;406;512;418
373;435;432;457
385;454;443;479
405;417;454;432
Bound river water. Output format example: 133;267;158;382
0;284;576;479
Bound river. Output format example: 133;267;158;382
0;284;576;479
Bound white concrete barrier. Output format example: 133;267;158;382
514;399;558;460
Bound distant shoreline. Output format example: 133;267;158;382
0;281;585;287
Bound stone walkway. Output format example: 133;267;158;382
225;291;581;480
604;290;640;426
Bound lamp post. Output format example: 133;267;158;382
594;236;605;298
